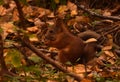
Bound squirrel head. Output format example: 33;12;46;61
44;19;68;46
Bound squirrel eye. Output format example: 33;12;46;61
49;30;54;33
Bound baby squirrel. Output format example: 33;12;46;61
44;19;97;65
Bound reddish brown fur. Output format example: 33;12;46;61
44;19;95;65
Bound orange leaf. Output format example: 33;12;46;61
81;78;92;82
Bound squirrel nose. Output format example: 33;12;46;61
45;35;55;41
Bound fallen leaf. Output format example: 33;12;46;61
103;10;111;16
34;18;45;27
58;5;68;14
22;6;33;16
67;64;91;77
0;22;15;40
67;1;78;16
67;19;76;26
0;6;7;16
107;34;113;46
46;20;54;25
54;0;59;4
71;10;77;17
27;26;38;32
101;71;117;78
81;78;92;82
47;12;55;18
75;16;90;23
29;36;39;42
102;46;112;51
12;9;19;21
104;51;115;57
104;51;115;64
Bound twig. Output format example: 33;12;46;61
13;0;34;28
0;34;16;77
75;2;120;21
104;25;120;35
13;44;35;65
20;37;82;81
13;0;26;23
0;34;8;71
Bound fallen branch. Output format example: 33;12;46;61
13;45;35;65
75;2;120;21
0;34;16;77
20;37;82;81
13;0;34;28
0;34;8;71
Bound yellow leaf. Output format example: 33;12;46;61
58;5;68;14
71;10;77;16
81;79;92;82
54;0;59;4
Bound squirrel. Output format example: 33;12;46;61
44;19;97;65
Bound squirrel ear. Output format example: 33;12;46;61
54;19;63;31
55;18;69;32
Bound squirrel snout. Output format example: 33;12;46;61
45;35;55;41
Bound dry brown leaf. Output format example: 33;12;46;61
67;64;91;77
54;0;59;4
9;1;16;9
75;16;90;23
27;26;38;32
57;5;68;18
22;6;33;16
12;9;19;21
34;18;45;27
29;35;39;42
104;51;115;57
67;1;78;16
81;78;92;82
49;47;58;53
47;12;55;18
21;59;27;65
67;16;90;26
46;20;54;25
97;57;105;65
101;71;117;78
71;10;77;17
0;6;7;16
102;46;112;51
107;34;113;46
66;64;85;80
67;1;76;11
27;7;51;18
58;5;68;14
67;19;76;26
0;22;15;40
87;58;99;66
104;51;115;64
97;50;116;65
47;80;57;82
103;10;111;16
